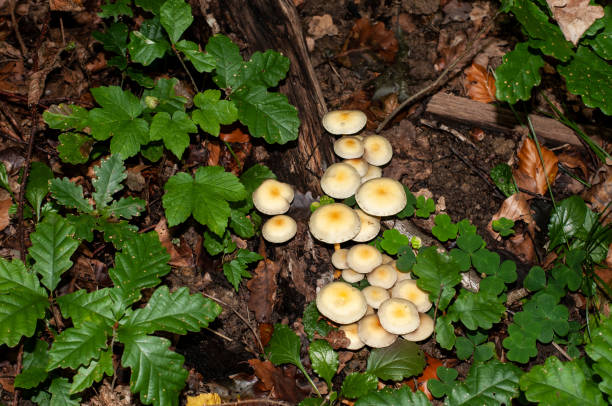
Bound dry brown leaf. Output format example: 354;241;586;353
546;0;604;45
343;18;398;64
206;141;221;166
583;163;611;222
514;138;558;196
0;193;11;232
307;14;338;40
219;128;250;143
85;52;107;73
247;259;280;323
323;329;350;350
557;150;588;179
50;0;84;11
489;194;535;237
155;218;194;267
248;359;306;403
464;63;496;103
185;393;222;406
259;322;274;348
89;382;132;406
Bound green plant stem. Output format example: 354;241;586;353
224;141;243;171
558;164;591;188
298;363;322;397
172;45;199;93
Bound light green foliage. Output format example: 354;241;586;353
489;164;518;197
57;133;94;164
495;42;545;103
355;386;430;406
415;195;435;218
128;17;171;66
379;229;409;255
47;321;110;370
428;367;458;398
520;356;606;405
412;247;462;310
149;111;197;159
266;324;303;367
142;77;188;114
92;154;127;209
203;229;236;256
159;0;192;44
366;339;426;381
454;331;495;362
436;315;457;350
309;340;338;390
70;349;114;394
222;249;262;292
26;162;53;220
175;40;215;72
191;89;238;137
340;372;378;399
585;315;612;396
583;6;611;60
450;232;485;271
43;104;89;131
56;288;116;328
472;249;516;296
432;214;458;242
448;290;506;331
492;217;514;237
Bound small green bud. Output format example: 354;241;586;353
410;236;422;250
145;96;160;109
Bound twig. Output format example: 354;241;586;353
376;11;502;133
0;102;24;139
8;0;27;58
551;341;573;361
11;343;23;406
205;327;234;342
172;45;199;93
420;118;476;148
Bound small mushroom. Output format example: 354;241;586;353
331;248;349;269
346;244;383;274
352;209;381;242
316;281;368;324
363;135;393;166
309;203;361;245
402;313;434;342
262;215;297;243
367;264;397;289
334;136;365;159
355;177;407;217
320;163;361;199
391;279;432;313
341;268;365;283
362;285;390;309
377;298;420;335
361;164;382;183
358;314;398;348
339;323;366;350
381;254;394;264
322;110;367;135
252;179;294;215
343;158;369;177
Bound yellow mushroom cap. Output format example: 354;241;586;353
401;313;434;342
343;158;369;177
355;177;407;217
334;136;365;159
262;215;297;243
363;135;393;166
346;244;383;274
339;323;366;350
361;164;382;183
391;279;432;313
320;163;362;199
367;264;398;289
316;281;368;324
341;268;365;283
358;314;398;348
352;209;381;242
377;297;420;335
322;110;367;135
252;179;294;215
362;285;390;309
309;203;361;244
331;248;349;269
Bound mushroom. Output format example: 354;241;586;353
361;164;382;183
346;244;383;274
381;254;394;264
309;203;361;245
352;209;381;242
362;285;390;309
339;323;366;350
358;314;398;348
262;215;297;243
334;136;365;159
331;248;349;269
377;298;420;335
391;279;432;313
316;281;368;324
402;313;434;342
343;158;369;177
320;163;361;199
341;268;365;283
366;264;397;289
363;135;393;166
252;179;294;215
355;177;407;217
390;260;412;282
322;110;367;135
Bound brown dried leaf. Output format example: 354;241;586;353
308;14;339;40
514;138;558;196
464;63;496;103
247;259;280;323
206;141;221;166
248;359;305;403
50;0;84;11
489;194;537;262
154;218;193;267
557;150;588;179
583;163;611;222
346;18;398;63
0;193;11;232
89;382;132;406
323;329;349;350
546;0;604;45
219;128;250;143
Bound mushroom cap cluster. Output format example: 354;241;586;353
252;179;298;244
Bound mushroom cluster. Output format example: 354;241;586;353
253;179;298;244
310;110;434;349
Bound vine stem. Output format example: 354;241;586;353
172;45;199;93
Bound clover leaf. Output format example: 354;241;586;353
432;213;458;242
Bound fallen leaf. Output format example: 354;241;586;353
247;259;280;323
323;329;350;350
557;150;588;179
546;0;604;45
0;192;11;232
248;359;306;403
341;18;398;65
259;322;274;347
155;218;194;267
89;382;132;406
469;1;491;29
488;193;535;238
514;138;558;197
206;140;221;166
583;162;611;222
85;52;107;73
464;63;496;103
406;354;444;400
49;0;84;11
126;164;148;192
219;128;250;143
185;393;222;406
308;14;338;40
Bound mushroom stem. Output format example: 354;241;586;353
334;243;341;251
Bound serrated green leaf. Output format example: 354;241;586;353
49;377;81;406
48;322;110;370
449;291;505;330
412;247;462;310
520;356;606;405
495;42;545;104
70;349;114;394
106;196;146;220
98;219;138;249
93;22;128;57
118;286;221;337
128;17;171;66
109;232;171;306
159;0;192;43
356;385;430;406
162;166;246;234
26;161;53;220
309;340;338;389
126;67;156;88
14;339;50;389
92;155;126;209
99;0;133;19
340;372;378;399
233;85;299;144
175;40;215;73
379;229;409;255
366;339;426;381
57;132;93;164
206;34;243;89
56;288;116;328
120;334;187;406
446;360;522;406
558;46;612;115
266;323;303;368
585;315;612;396
242;50;290;88
43;104;90;131
141;142;164;162
229;209;255;238
435;314;456;350
142;78;188;114
490;163;518;197
203;229;236;256
192;90;238;137
302;301;332;341
29;213;79;291
150;111;197;159
134;0;163;13
240;164;276;196
583;6;611;60
222;249;262;291
432;214;458;242
50;178;93;213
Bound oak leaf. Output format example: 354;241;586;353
464;63;496;103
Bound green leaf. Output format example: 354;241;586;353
396;186;416;219
175;40;215;73
233;85;300;144
192;90;238;137
118;286;221;337
109;232;171;306
585;315;612;396
492;217;514;237
450;233;484;271
47;322;110;370
583;6;612;60
0;259;48;347
99;0;133;19
396;246;416;272
50;178;93;213
449;291;505;330
366;339;426;381
92;155;126;209
455;336;476;360
340;372;378;399
29;213;79;291
162;166;246;234
356;386;431;406
243;50;290;88
379;229;410;255
150;111;197;159
26;161;53;220
455;331;493;361
524;294;569;342
520;356;606;405
57;132;94;164
473;342;495;362
128;17;171;66
229;209;255;238
412;247;462;310
552;250;584;291
159;0;192;43
309;340;338;389
203;229;236;256
14;339;50;389
206;34;243;89
120;334;187;406
524;265;546;291
48;377;81;406
446;360;522;406
266;324;304;368
142;78;187;114
126;67;156;88
428;367;458;398
56;288;116;328
43;104;90;131
503;312;539;363
140;142;164;162
70;349;114;394
435;315;456;350
557;46;612;115
415;195;435;218
223;249;262;291
302;301;332;341
106;197;146;219
432;214;458;242
490;163;518;197
98;219;138;249
0;162;9;192
495;42;545;104
240;164;276;196
134;0;164;13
